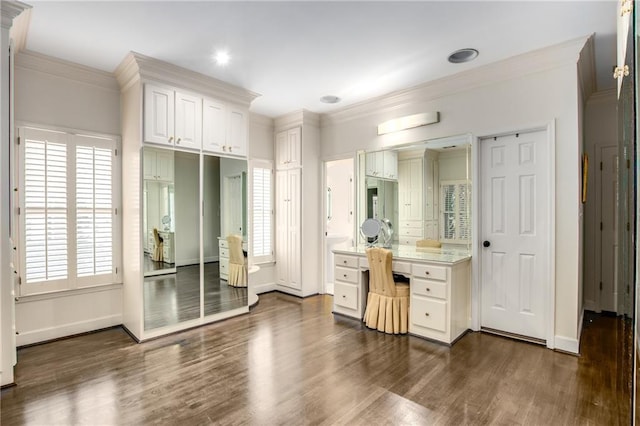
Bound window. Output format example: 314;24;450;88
250;160;273;263
440;180;471;244
19;127;120;296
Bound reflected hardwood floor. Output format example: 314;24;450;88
144;262;247;330
1;293;630;425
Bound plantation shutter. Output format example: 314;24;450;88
251;162;273;263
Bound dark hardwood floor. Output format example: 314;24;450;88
144;262;247;330
1;293;631;425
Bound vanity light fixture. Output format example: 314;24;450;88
447;48;479;64
377;112;440;135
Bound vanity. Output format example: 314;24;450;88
333;245;471;345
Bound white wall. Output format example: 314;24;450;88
320;38;585;351
583;89;617;311
13;51;123;346
203;154;221;262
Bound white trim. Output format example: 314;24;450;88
554;335;580;355
16;313;122;347
470;136;480;331
253;281;276;295
546;120;556;349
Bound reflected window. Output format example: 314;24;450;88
440;180;471;243
251;160;273;263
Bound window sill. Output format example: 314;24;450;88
16;283;123;304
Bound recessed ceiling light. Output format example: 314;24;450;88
448;48;479;64
215;51;230;66
320;95;341;104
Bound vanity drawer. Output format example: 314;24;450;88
220;259;229;274
412;278;447;300
335;254;359;269
412;264;448;281
411;297;447;332
392;261;411;275
219;247;229;259
400;220;423;229
400;227;423;237
335;266;358;284
334;282;358;311
219;239;228;249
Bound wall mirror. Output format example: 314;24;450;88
143;148;248;331
357;134;472;253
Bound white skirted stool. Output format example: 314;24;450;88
227;234;247;287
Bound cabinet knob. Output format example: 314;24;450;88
343;274;347;278
426;288;431;292
343;260;347;264
176;138;181;144
223;145;227;152
229;146;233;152
425;271;430;275
342;295;346;298
425;312;430;317
168;136;174;143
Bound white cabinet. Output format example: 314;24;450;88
219;239;229;280
144;83;202;150
424;151;439;239
276;127;301;169
275;168;301;290
409;260;470;344
398;158;424;245
143;148;174;182
202;100;248;156
333;254;366;318
365;150;398;180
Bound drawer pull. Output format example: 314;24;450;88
343;260;347;264
425;271;430;275
425;312;430;317
426;288;431;292
343;274;347;278
342;295;346;298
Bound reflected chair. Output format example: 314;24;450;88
227;234;247;287
152;228;164;262
416;239;442;249
363;247;409;334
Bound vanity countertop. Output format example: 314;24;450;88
332;244;471;265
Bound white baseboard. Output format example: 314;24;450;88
252;282;276;294
554;334;580;355
204;256;219;263
583;300;596;312
17;314;122;347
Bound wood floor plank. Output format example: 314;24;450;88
1;293;632;425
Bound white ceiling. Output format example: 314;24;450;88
23;1;617;118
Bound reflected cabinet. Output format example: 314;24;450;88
116;52;256;341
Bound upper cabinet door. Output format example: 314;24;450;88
275;127;301;170
227;105;248;156
174;92;202;150
202;98;227;154
144;84;175;146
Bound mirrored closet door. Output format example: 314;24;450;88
142;147;249;332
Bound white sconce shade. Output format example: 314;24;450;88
377;112;440;135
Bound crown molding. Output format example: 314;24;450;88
9;7;30;51
321;35;590;127
15;50;120;92
274;109;320;132
1;1;30;30
114;51;260;107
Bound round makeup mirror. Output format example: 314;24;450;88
361;218;381;245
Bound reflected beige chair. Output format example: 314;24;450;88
416;239;442;249
227;234;247;287
152;228;164;262
363;247;409;334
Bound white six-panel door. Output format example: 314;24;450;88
480;129;549;340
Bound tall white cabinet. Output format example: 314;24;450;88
274;112;321;297
398;157;423;245
115;52;257;341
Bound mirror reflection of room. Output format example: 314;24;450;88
143;149;249;331
360;135;471;252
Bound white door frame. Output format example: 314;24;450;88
473;122;556;349
321;154;357;295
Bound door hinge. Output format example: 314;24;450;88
627;159;631;169
18;276;21;285
17;207;20;215
115;267;118;274
115;149;118;156
600;162;603;171
16;136;20;145
627;222;631;231
599;282;603;291
600;222;603;231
